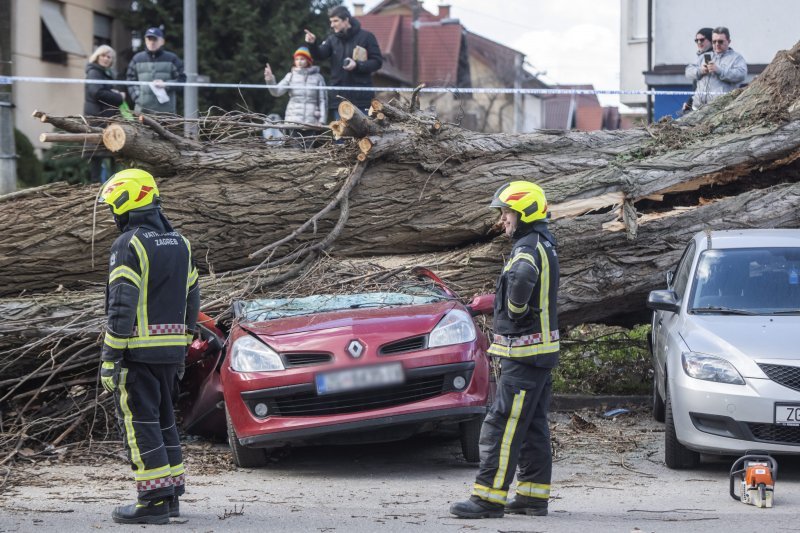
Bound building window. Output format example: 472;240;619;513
40;0;86;64
93;12;113;49
628;0;648;41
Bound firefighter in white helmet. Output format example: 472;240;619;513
98;168;200;524
450;181;559;519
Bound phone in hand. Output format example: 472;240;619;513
704;53;711;64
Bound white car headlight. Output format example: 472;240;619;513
681;352;745;385
230;335;285;372
428;309;477;348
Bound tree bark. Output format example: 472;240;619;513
2;42;800;328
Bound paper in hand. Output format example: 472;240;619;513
149;82;171;104
352;46;367;62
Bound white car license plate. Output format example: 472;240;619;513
774;403;800;426
316;363;404;395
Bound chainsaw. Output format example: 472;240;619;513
729;454;778;508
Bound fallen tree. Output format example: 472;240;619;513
1;42;800;462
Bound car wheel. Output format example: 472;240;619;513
460;415;483;463
225;406;267;468
652;375;665;422
664;385;700;469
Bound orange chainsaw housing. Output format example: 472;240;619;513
745;463;774;488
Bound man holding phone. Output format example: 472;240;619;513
686;26;747;111
304;6;383;117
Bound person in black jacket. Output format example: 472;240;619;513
304;5;383;115
84;45;124;182
126;27;185;114
450;181;559;520
98;169;200;525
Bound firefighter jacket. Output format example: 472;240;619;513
102;208;200;364
487;222;559;367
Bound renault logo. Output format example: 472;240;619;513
346;340;364;358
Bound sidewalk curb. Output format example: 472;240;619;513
551;394;650;411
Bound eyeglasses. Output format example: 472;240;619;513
712;40;728;44
694;38;707;43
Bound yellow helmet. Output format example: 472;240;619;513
489;181;548;223
99;169;160;215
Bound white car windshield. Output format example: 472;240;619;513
689;247;800;315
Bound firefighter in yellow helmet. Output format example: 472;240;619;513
450;181;559;519
97;168;200;524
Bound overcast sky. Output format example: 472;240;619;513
347;0;622;106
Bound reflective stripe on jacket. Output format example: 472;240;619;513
487;226;560;366
102;211;199;364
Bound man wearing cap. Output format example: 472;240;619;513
126;27;186;114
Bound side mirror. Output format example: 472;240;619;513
647;290;680;314
467;293;495;316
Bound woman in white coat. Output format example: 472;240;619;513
264;47;328;137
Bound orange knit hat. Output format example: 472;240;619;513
294;47;313;65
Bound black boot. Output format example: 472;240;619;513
169;496;180;518
111;499;170;524
505;495;548;516
449;496;504;519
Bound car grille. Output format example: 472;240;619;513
379;335;427;355
284;352;333;367
747;423;800;446
758;363;800;392
270;375;445;416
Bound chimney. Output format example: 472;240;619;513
438;5;451;18
353;3;365;16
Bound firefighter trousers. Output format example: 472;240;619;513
472;359;552;505
114;361;185;501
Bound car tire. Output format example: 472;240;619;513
226;406;267;468
460;415;483;463
652;376;665;423
664;385;700;469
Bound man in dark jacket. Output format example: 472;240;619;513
450;181;559;519
98;168;200;524
126;27;185;114
304;6;383;115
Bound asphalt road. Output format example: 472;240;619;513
2;407;800;532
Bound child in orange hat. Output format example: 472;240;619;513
264;46;328;131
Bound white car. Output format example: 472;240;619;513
647;229;800;468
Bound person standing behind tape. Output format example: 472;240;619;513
303;5;382;116
98;169;200;525
126;27;185;114
84;45;125;183
682;27;713;113
450;181;559;520
264;46;328;137
687;26;747;110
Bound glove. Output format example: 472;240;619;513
100;360;121;392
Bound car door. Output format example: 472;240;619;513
653;240;696;398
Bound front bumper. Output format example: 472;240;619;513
671;373;800;455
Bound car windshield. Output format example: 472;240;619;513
237;288;449;322
689;247;800;315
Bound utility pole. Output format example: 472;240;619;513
183;0;198;138
513;53;523;133
411;1;420;86
0;0;16;195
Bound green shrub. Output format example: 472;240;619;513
14;129;43;187
552;324;652;395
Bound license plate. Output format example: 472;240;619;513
774;403;800;426
315;363;404;395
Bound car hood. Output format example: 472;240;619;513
680;315;800;364
240;300;458;351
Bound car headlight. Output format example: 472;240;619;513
230;335;285;372
681;352;745;385
428;309;477;348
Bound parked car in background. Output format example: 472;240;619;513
180;268;495;467
647;229;800;468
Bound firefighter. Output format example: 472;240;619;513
97;169;200;525
450;181;559;519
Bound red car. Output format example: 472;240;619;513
180;268;495;467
